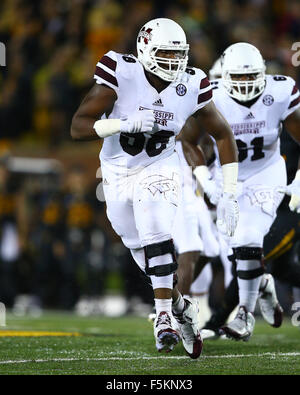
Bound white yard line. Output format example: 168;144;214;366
0;352;299;364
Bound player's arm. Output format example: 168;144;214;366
71;84;117;141
279;82;300;211
71;84;155;141
179;120;222;205
177;121;207;168
193;101;238;166
182;102;239;236
192;101;238;200
282;108;300;211
195;102;239;236
284;108;300;143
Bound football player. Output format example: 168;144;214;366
201;125;300;340
182;42;300;341
71;18;239;358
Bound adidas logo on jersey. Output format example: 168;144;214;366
245;112;255;120
153;98;163;107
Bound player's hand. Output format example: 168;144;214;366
193;166;222;205
287;178;300;213
203;178;222;205
120;110;155;133
277;170;300;213
216;192;239;237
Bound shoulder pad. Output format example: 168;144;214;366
184;66;209;89
94;51;140;88
185;66;213;113
115;52;140;80
266;74;296;102
210;79;221;90
94;50;119;90
121;54;137;63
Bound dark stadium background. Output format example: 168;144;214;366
0;0;299;316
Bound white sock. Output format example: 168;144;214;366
154;298;172;315
238;275;263;313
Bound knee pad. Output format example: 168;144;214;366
227;253;237;277
233;247;265;279
144;239;178;277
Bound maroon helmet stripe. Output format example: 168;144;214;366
198;89;212;104
288;95;300;109
200;77;210;89
95;66;118;87
100;55;117;71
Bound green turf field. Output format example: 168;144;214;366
0;311;299;375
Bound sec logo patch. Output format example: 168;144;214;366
176;84;187;96
262;94;274;106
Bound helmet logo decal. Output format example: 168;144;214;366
176;84;187;96
138;27;153;44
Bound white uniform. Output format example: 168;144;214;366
211;74;300;248
94;51;212;271
172;140;219;257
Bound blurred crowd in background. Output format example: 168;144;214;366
1;0;300;144
0;0;300;314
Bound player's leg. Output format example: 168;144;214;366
133;155;181;352
222;158;286;340
130;246;180;353
186;196;219;328
101;163;141;249
172;167;204;296
176;251;199;296
102;161;182;352
172;182;210;357
133;154;202;358
201;275;239;339
190;263;212;328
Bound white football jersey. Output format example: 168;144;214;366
94;51;212;170
211;74;300;180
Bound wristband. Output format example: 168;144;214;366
193;166;210;190
222;162;238;197
93;119;121;138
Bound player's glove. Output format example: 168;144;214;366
93;110;155;138
281;169;300;213
216;192;239;237
120;110;155;134
193;166;222;205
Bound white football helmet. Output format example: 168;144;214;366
136;18;189;82
209;57;222;80
221;42;266;102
